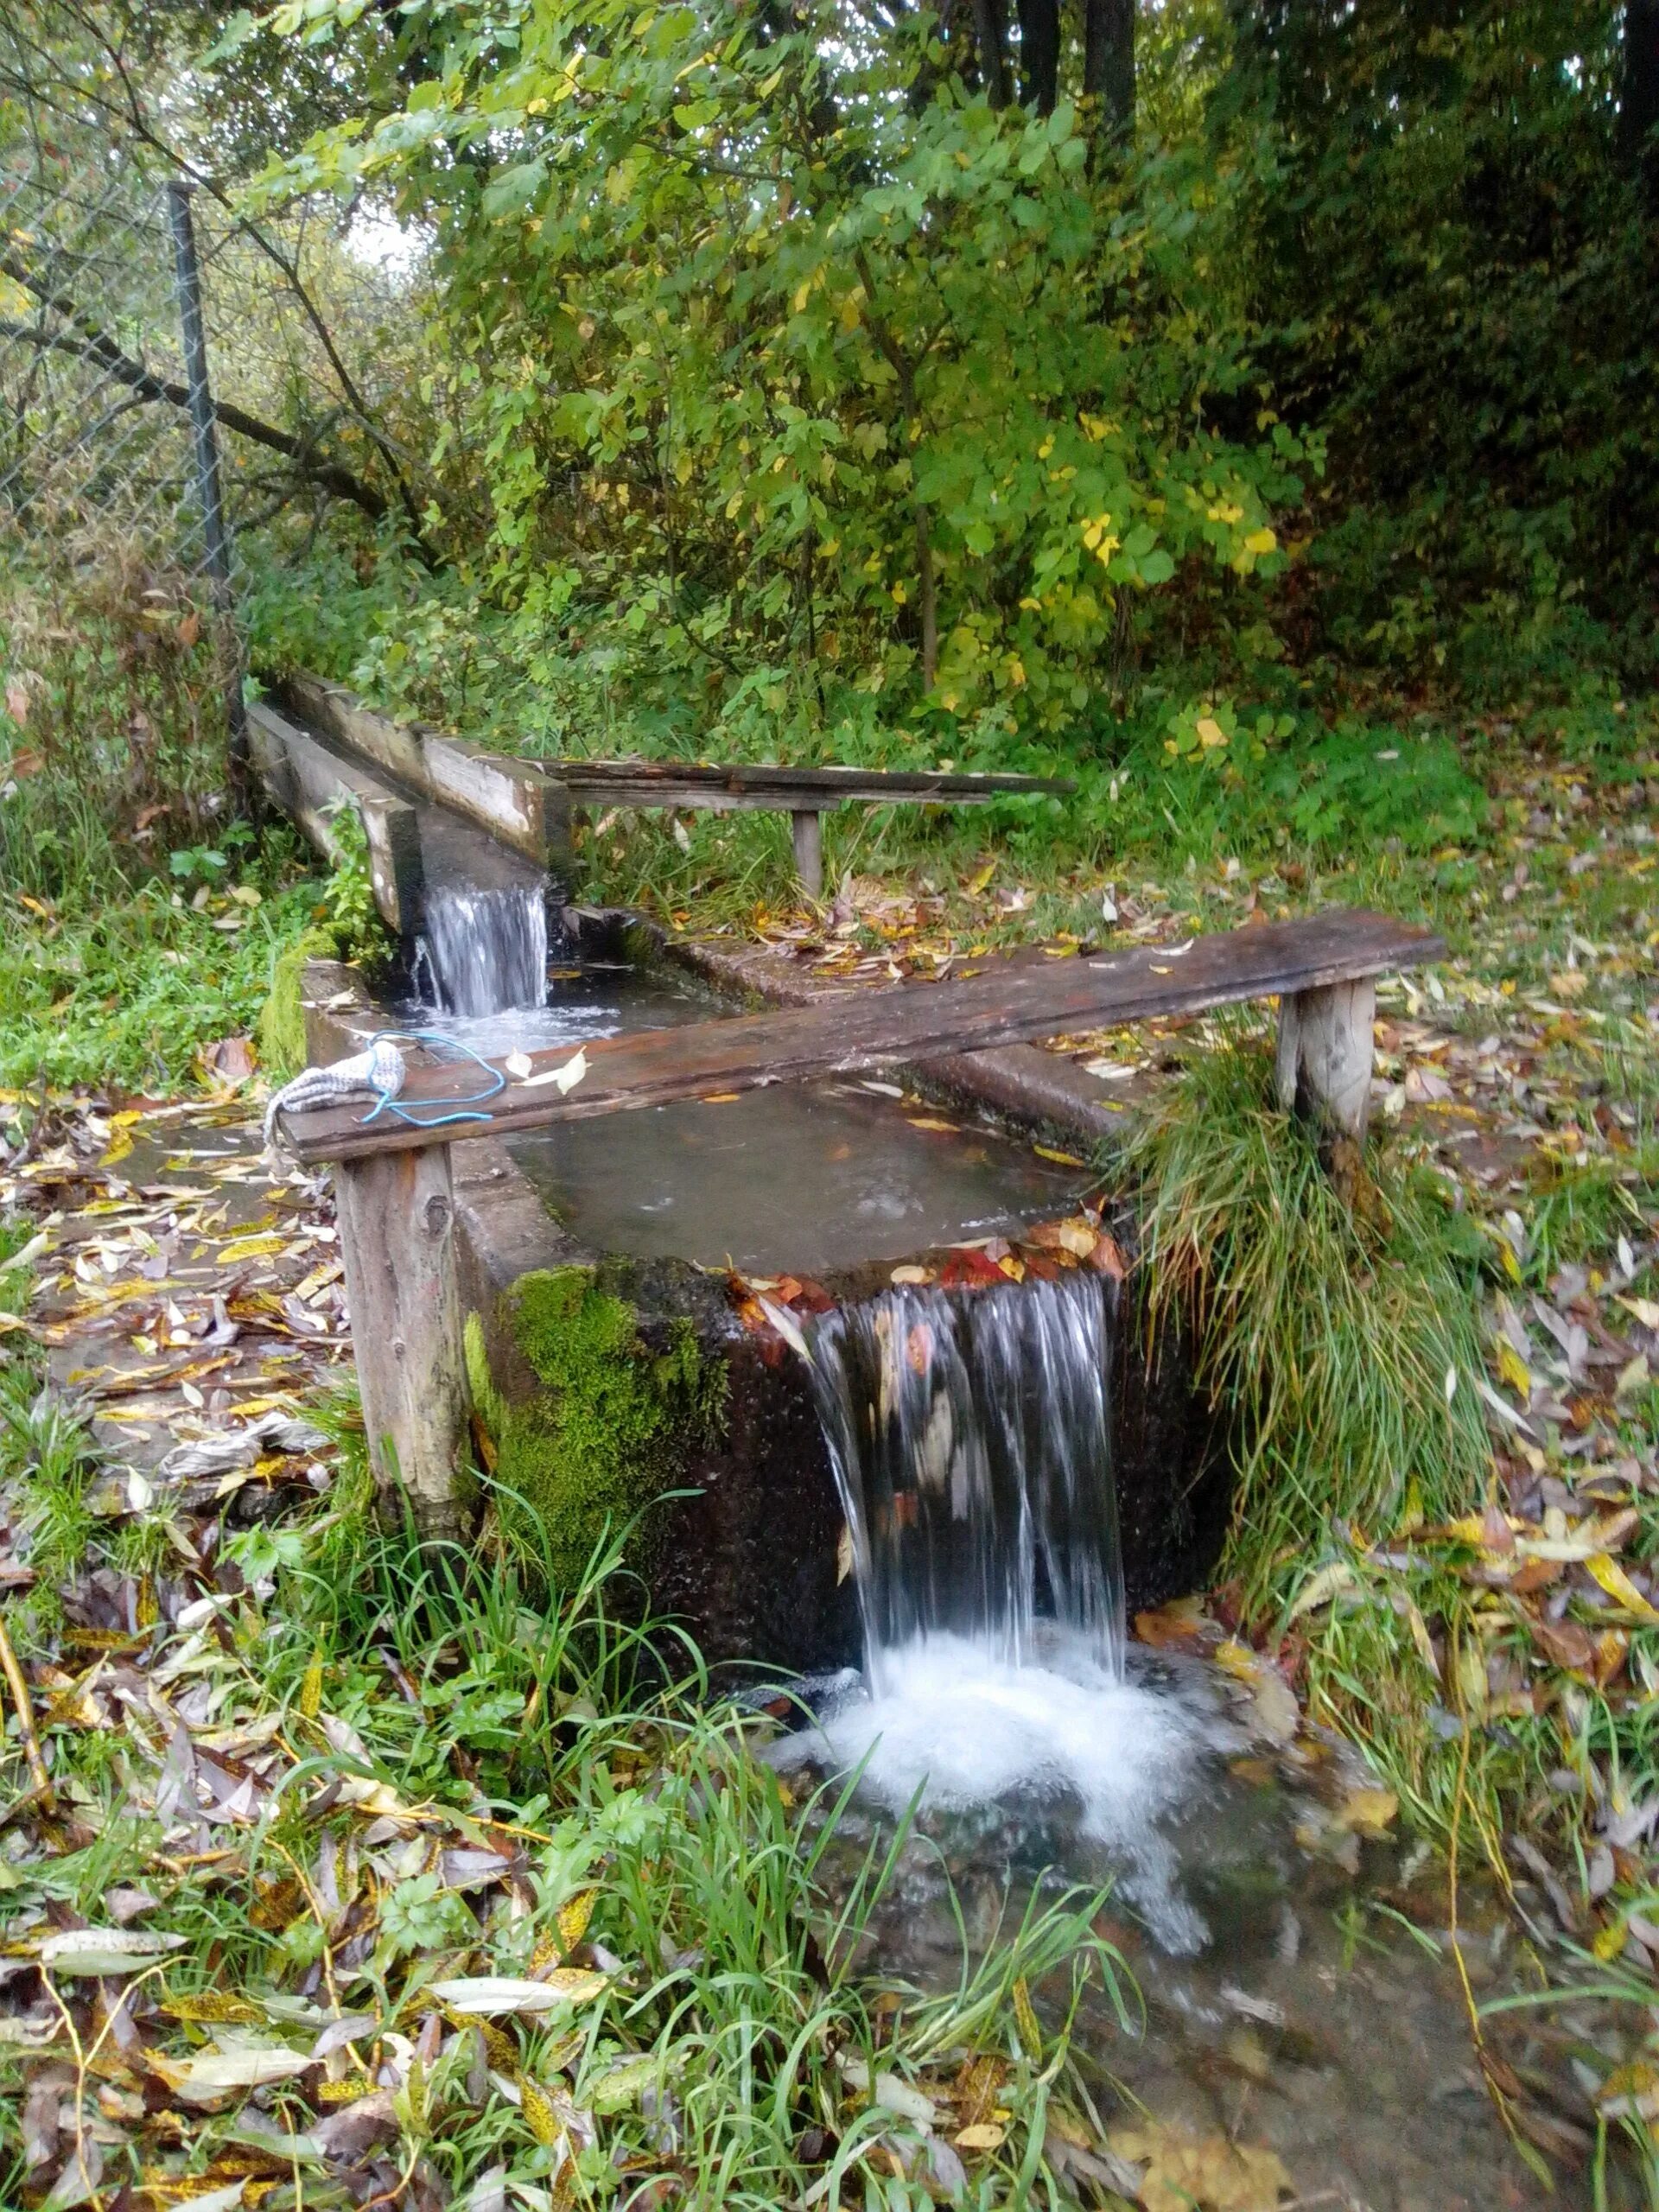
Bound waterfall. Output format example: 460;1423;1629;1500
416;882;549;1018
805;1273;1125;1692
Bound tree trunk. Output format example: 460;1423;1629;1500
970;0;1011;108
1017;0;1059;113
1624;0;1659;212
1084;0;1135;137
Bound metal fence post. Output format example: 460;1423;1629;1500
166;179;251;805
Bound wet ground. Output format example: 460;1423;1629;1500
774;1647;1620;2210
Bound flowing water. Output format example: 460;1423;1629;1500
805;1275;1124;1683
415;881;550;1020
772;1273;1567;2206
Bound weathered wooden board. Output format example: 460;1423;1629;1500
278;670;570;868
546;757;1074;809
247;702;423;935
280;907;1441;1166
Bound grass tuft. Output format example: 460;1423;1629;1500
1128;1035;1493;1612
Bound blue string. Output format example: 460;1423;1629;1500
356;1028;506;1134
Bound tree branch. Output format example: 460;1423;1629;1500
0;315;391;522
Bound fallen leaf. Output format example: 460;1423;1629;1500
145;2044;314;2103
37;1928;187;1976
1586;1553;1659;1624
955;2122;1007;2152
428;1973;607;2014
1108;2120;1292;2212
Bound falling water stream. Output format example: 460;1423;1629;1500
772;1278;1564;2205
806;1274;1125;1683
416;881;550;1019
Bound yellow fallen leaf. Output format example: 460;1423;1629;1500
1336;1787;1398;1838
1109;2120;1291;2212
1495;1338;1531;1401
1593;1917;1629;1962
701;1092;742;1103
1033;1144;1086;1166
1586;1552;1659;1624
218;1232;286;1265
906;1117;960;1133
1618;1294;1659;1331
556;1889;596;1950
955;2123;1007;2151
1284;1560;1355;1623
1012;1975;1042;2060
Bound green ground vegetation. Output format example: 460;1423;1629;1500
0;1325;1119;2209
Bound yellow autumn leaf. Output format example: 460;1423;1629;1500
1012;1975;1042;2060
955;2123;1007;2151
521;2077;564;2147
299;1648;324;1720
1109;2120;1290;2212
1033;1144;1086;1166
1195;715;1227;748
1243;526;1277;555
218;1232;286;1264
1495;1338;1530;1400
1593;1917;1629;1962
556;1889;596;1950
1586;1552;1659;1624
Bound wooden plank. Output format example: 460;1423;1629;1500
551;758;1074;807
279;907;1441;1166
334;1144;469;1538
277;671;569;868
247;702;423;935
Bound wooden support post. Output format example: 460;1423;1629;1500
792;808;824;899
1275;976;1376;1142
333;1141;470;1539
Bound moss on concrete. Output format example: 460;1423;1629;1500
256;927;334;1081
471;1265;727;1591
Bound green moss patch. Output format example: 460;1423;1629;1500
256;927;334;1082
468;1266;727;1590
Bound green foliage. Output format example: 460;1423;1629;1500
473;1268;728;1590
0;867;326;1091
1232;0;1659;686
249;0;1313;748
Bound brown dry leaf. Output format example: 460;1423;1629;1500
1525;1610;1597;1673
1108;2120;1292;2212
1135;1596;1211;1650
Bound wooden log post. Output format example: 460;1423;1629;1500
1275;976;1376;1143
792;807;825;899
333;1141;470;1538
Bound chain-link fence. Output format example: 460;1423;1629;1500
0;153;237;586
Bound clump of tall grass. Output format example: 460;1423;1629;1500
1126;1034;1492;1610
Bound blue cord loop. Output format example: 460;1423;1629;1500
357;1028;506;1134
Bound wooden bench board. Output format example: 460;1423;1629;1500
544;759;1075;811
281;907;1442;1166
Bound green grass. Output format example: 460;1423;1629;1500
0;1371;1128;2209
1126;1036;1493;1601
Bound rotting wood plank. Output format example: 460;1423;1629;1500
279;907;1441;1166
544;758;1075;807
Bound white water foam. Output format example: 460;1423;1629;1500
772;1631;1233;1955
